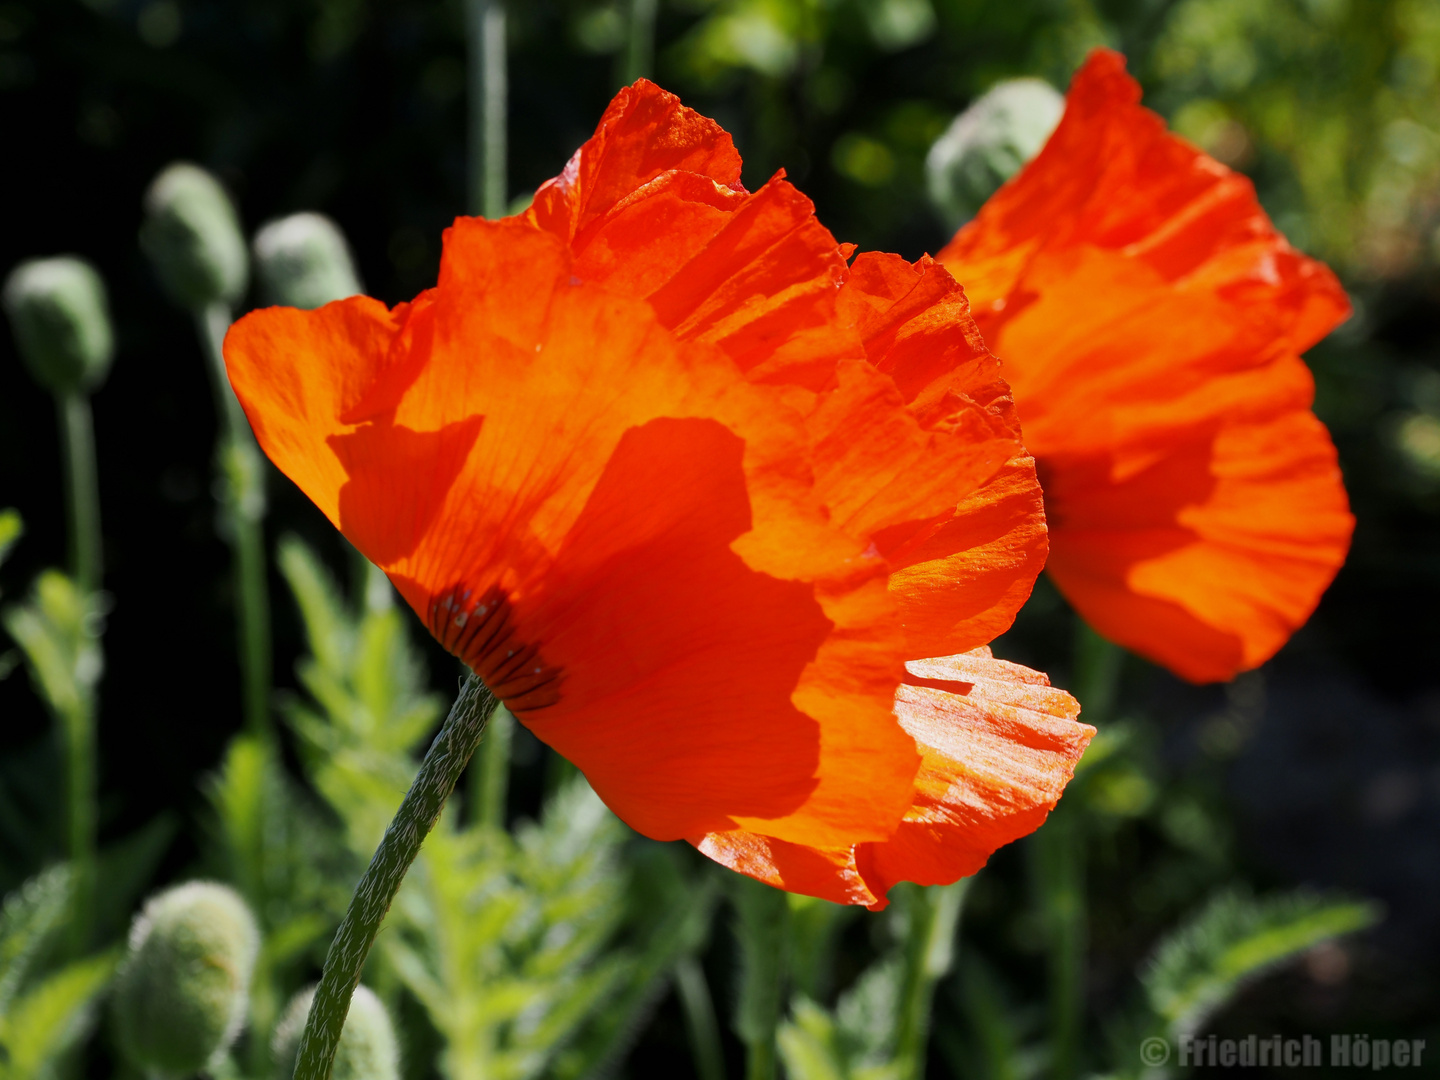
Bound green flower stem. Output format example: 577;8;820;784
55;391;101;953
1031;804;1085;1080
56;393;102;596
471;702;513;828
894;879;969;1080
294;673;498;1080
467;0;507;219
60;686;97;954
620;0;658;85
1034;621;1124;1080
196;303;273;742
733;878;790;1080
675;955;726;1080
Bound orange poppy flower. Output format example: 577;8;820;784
938;50;1354;683
224;82;1092;908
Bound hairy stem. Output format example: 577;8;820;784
1034;621;1124;1080
56;393;102;596
676;955;726;1080
733;878;790;1080
467;0;507;218
294;674;498;1080
619;0;658;85
894;879;969;1080
196;304;273;741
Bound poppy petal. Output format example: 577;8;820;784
938;48;1353;680
227;217;922;847
699;648;1091;910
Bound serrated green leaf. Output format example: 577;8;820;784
0;949;117;1080
1143;889;1380;1037
0;866;71;1015
1;571;101;723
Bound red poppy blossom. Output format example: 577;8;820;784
938;50;1354;683
224;81;1092;908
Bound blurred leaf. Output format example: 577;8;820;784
1;571;102;724
0;510;21;575
1142;889;1381;1038
0;866;71;1016
92;815;179;944
0;948;117;1080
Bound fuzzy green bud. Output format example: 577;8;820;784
3;257;115;396
271;984;399;1080
111;881;260;1078
252;212;363;310
926;77;1065;229
141;163;249;311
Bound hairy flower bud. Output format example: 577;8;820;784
271;984;399;1080
926;78;1065;229
253;212;363;310
3;256;115;395
141;163;249;311
112;881;260;1078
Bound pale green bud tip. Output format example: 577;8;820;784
253;212;363;310
2;256;114;395
141;162;249;311
926;77;1065;229
272;984;399;1080
112;881;260;1078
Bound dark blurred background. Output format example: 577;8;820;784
1;0;1438;1075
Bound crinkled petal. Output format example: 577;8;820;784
938;48;1353;681
226;218;920;846
699;648;1092;910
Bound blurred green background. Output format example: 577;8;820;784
1;0;1438;1076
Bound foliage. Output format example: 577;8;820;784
1140;889;1381;1039
0;866;117;1080
274;536;717;1080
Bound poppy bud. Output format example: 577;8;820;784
252;212;363;310
271;984;399;1080
141;163;249;311
926;78;1065;229
2;256;115;396
112;881;260;1078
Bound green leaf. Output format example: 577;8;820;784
92;815;179;944
0;949;117;1080
1143;888;1381;1037
0;866;71;1015
1;570;102;724
0;511;21;574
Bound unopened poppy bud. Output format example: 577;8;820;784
271;984;399;1080
253;212;363;310
141;163;249;311
926;77;1065;228
112;881;260;1078
3;256;115;395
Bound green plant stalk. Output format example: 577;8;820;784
54;391;102;952
464;0;509;827
1034;620;1124;1080
619;0;658;85
294;673;498;1080
675;955;726;1080
56;393;102;596
894;879;969;1080
472;703;513;828
197;303;273;741
467;0;507;219
1031;805;1084;1080
60;692;96;954
733;878;790;1080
